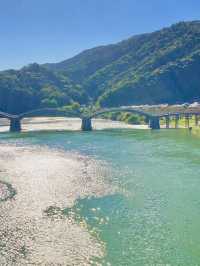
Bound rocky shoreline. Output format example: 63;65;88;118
0;181;16;202
0;143;115;265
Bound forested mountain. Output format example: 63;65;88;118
1;21;200;114
0;63;87;114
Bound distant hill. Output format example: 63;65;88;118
0;63;88;114
1;21;200;114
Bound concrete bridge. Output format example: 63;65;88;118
0;107;200;132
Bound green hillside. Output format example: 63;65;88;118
45;21;200;107
1;21;200;114
0;63;87;114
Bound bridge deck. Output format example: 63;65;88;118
1;105;200;132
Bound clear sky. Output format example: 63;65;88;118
0;0;199;70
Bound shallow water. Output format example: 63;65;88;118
0;122;200;265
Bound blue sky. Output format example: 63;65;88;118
0;0;199;70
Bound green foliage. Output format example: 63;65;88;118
1;21;200;114
126;114;142;124
41;98;59;108
0;64;88;114
101;112;146;125
45;21;200;107
59;102;81;113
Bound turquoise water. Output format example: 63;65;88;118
1;129;200;265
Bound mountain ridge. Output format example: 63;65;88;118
1;20;200;114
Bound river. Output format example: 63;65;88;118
0;119;200;265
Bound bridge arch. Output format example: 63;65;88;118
0;108;83;132
81;107;160;130
0;111;16;120
0;107;162;132
17;108;83;132
89;107;152;120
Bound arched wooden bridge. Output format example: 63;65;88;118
0;106;200;132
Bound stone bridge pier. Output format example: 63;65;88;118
81;116;161;131
149;116;160;129
10;118;21;132
81;117;92;131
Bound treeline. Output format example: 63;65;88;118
0;64;88;114
1;21;200;114
101;112;148;125
46;21;200;107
